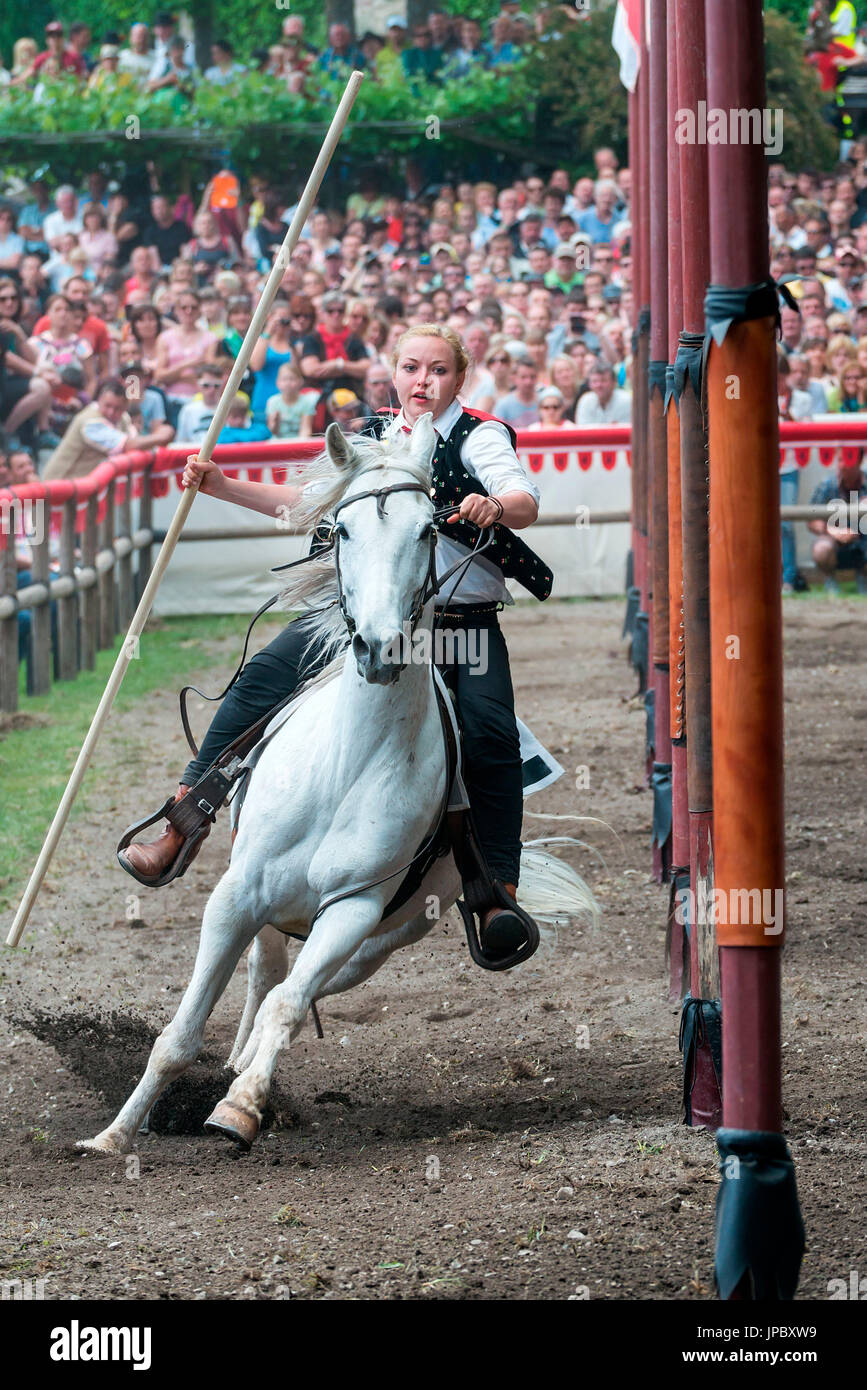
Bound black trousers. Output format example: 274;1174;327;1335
182;610;524;885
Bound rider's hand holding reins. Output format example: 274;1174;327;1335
449;492;538;530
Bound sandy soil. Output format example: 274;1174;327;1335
1;597;864;1301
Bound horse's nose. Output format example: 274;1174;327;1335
352;631;405;684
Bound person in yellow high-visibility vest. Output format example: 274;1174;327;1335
830;0;858;48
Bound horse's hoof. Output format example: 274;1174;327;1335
204;1099;259;1150
75;1133;127;1157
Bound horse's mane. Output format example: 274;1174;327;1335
279;431;433;676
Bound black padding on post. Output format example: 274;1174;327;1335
673;331;704;402
704;278;798;347
651;761;672;848
714;1129;806;1301
632;609;649;692
648;358;667;400
679;993;722;1123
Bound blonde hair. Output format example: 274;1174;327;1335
390;322;470;376
13;37;37;72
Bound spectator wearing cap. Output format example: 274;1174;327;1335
147;35;196;93
376;17;408;79
528;384;575;429
318;23;366;79
402;20;443;84
118;23;154;85
32;21;86;78
545;243;584;295
88;43;128;90
149;11;196;77
327;387;364;434
576;359;631;425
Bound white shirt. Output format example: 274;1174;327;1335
42;209;82;245
385;399;540;607
576;388;632;425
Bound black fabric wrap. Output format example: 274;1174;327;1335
638;306;651;337
651;760;672;848
664;363;677;414
648;358;667;400
704;277;798;348
679;993;722;1125
622;584;640;640
643;682;654;757
632;611;649;693
673;331;704;404
631;328;639;357
714;1129;806;1301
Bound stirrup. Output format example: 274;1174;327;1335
457;880;540;972
116;757;245;888
116;795;212;888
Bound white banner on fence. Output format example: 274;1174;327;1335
149;442;842;615
151;448;635;615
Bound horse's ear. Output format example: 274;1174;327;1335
409;411;437;467
325;421;358;473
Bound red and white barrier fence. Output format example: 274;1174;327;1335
1;421;864;708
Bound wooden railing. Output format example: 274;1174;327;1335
1;421;864;713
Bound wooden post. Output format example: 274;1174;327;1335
705;0;804;1299
28;512;51;697
117;471;134;629
97;478;117;651
0;504;18;713
80;494;98;672
649;0;671;884
675;0;722;1131
57;498;78;681
137;461;154;603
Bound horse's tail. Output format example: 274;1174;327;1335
518;838;601;950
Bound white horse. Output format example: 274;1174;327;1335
77;415;597;1156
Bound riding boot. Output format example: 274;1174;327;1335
118;784;211;884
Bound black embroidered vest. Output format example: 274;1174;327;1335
370;408;553;601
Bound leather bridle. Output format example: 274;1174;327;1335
275;480;497;640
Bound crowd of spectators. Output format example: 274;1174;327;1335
3;40;867;590
0;7;587;100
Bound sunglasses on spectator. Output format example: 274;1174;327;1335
489;355;510;365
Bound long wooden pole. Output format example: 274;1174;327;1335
5;71;365;950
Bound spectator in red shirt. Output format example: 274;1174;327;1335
31;275;111;376
32;22;86;78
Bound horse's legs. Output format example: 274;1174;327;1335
319;911;435;999
208;895;383;1144
230;911;436;1076
76;878;261;1156
226;925;289;1070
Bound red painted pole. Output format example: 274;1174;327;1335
704;0;803;1298
675;0;722;1130
666;0;689;1000
649;0;671;883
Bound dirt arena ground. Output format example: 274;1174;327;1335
1;596;864;1301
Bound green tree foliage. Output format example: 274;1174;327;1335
764;10;838;169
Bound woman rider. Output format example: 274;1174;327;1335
120;323;553;958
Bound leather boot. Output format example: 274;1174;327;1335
481;883;529;955
119;784;209;883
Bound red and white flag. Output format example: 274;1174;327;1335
612;0;643;92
